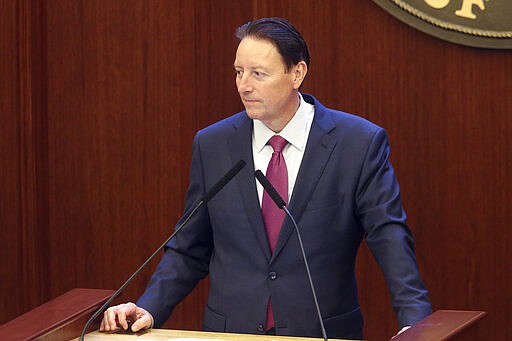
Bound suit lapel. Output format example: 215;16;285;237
271;100;337;263
227;113;272;261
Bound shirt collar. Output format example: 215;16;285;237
253;93;314;153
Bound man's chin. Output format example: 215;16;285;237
244;107;269;121
245;110;259;120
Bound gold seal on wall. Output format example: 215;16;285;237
373;0;512;49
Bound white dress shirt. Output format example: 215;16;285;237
252;93;315;205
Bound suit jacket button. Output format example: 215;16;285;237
269;271;277;280
257;323;265;332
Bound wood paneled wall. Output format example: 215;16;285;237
1;1;510;340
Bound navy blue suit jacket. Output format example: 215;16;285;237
137;94;431;339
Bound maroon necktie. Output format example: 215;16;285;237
261;135;288;330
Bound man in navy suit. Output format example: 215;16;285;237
101;17;431;339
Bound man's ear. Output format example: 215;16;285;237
292;61;308;89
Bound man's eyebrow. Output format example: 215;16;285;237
234;64;268;71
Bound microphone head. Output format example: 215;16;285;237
202;160;246;203
254;170;286;208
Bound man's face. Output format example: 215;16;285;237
234;37;306;132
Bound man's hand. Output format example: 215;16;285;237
100;302;153;333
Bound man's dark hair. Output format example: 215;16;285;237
235;17;310;72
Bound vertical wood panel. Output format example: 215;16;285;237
19;0;48;311
0;0;24;323
43;0;197;326
1;1;510;340
17;0;41;314
0;0;47;323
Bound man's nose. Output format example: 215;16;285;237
237;75;253;93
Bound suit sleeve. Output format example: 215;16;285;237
136;133;213;327
355;128;432;328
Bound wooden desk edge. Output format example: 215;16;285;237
79;328;357;341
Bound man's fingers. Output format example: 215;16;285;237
130;313;152;332
99;303;151;333
99;315;106;331
101;307;119;331
116;307;129;330
100;303;137;332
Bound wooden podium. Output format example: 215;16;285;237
391;310;487;341
0;288;114;340
0;288;487;341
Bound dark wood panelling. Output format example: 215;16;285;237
1;1;510;340
0;0;24;323
0;0;47;323
43;0;198;328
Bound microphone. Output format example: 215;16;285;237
202;160;246;202
254;169;286;208
79;160;246;340
254;170;328;341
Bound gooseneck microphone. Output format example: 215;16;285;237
254;170;328;341
79;160;246;340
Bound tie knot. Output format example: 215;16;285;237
268;135;288;153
